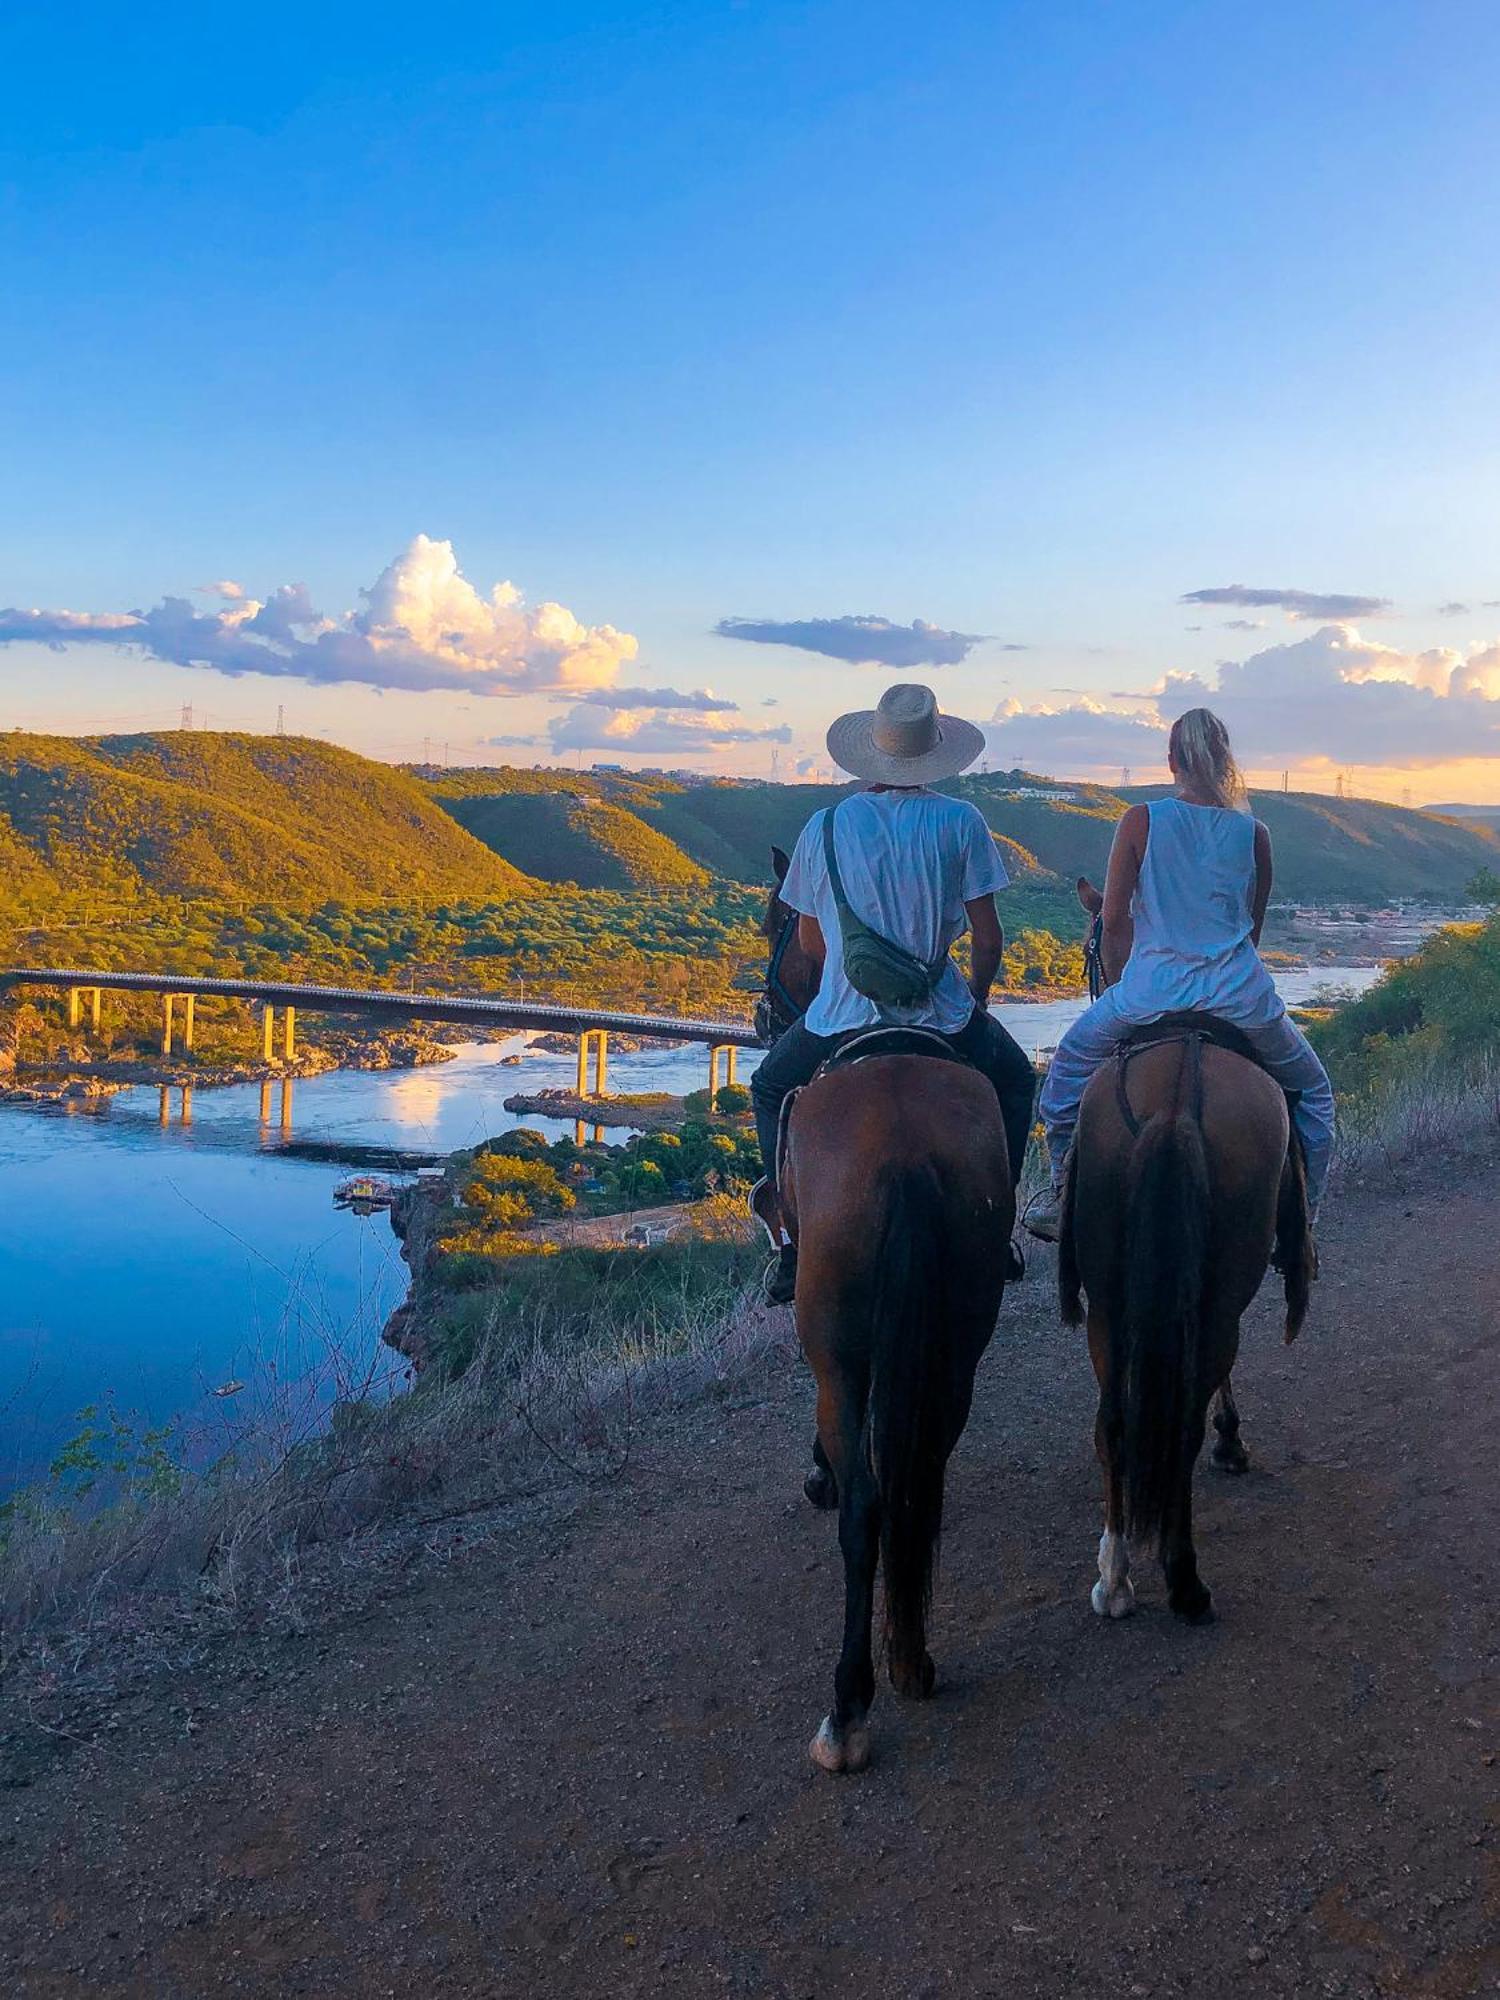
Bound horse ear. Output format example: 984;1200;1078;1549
771;845;792;885
1076;875;1104;916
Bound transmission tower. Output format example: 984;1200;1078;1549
275;703;286;737
1120;765;1132;789
179;701;194;730
1282;770;1289;793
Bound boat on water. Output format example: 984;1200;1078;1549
332;1174;400;1214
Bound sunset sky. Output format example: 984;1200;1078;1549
4;1;1500;801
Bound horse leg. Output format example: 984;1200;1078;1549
803;1430;839;1511
1210;1376;1250;1474
809;1387;879;1774
1087;1311;1135;1618
1162;1391;1215;1623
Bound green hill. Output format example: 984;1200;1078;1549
428;770;707;890
0;731;533;913
422;762;1499;908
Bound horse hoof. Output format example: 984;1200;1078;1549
1211;1440;1250;1476
1091;1577;1137;1619
1170;1584;1215;1624
890;1651;936;1699
803;1466;838;1511
809;1716;871;1774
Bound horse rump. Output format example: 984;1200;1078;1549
1117;1110;1210;1547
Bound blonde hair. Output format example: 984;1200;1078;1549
1168;707;1246;809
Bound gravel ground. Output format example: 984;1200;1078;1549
2;1167;1497;1998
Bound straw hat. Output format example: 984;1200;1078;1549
825;682;986;785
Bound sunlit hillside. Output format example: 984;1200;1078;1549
0;731;533;912
420;763;1500;906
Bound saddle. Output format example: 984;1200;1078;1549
775;1027;970;1190
1112;1010;1300;1138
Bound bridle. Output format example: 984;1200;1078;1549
1084;912;1106;1002
755;908;808;1046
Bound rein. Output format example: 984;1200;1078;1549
756;910;807;1045
1084;912;1106;1002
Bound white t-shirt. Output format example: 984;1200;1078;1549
781;787;1010;1035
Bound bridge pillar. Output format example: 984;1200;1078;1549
161;994;176;1057
89;987;101;1033
576;1029;608;1098
68;987;81;1030
262;1004;276;1062
181;994;196;1052
283;1005;296;1061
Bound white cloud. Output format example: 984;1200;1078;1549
0;536;638;697
989;625;1500;775
548;701;792;757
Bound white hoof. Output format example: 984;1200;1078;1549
809;1715;871;1774
1091;1576;1137;1619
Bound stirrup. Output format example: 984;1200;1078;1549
748;1177;782;1253
1021;1187;1062;1243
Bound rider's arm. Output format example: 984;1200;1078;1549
797;914;827;969
1100;803;1148;983
1251;820;1274;946
965;894;1004;1004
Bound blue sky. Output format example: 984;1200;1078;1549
4;1;1500;796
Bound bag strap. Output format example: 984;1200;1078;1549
820;806;852;917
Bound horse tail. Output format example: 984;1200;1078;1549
1118;1108;1210;1547
869;1167;949;1648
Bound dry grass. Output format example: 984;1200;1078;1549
0;1233;787;1665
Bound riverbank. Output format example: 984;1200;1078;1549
8;1024;460;1093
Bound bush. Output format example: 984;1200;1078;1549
714;1081;751;1115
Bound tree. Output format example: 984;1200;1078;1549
1465;866;1500;905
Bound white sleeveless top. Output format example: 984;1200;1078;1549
1113;797;1284;1027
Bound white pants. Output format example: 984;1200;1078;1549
1039;987;1335;1214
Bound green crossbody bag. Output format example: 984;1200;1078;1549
820;807;951;1011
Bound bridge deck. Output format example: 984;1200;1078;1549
0;969;761;1049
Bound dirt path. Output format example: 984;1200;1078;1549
4;1172;1498;1998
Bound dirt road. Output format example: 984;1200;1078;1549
3;1170;1497;1997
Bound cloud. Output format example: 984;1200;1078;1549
1181;584;1392;620
562;684;737;712
1222;618;1265;631
0;535;638;697
714;614;984;667
1438;601;1470;616
483;734;543;748
548;702;792;757
198;579;245;601
989;625;1500;776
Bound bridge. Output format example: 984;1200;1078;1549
0;968;759;1099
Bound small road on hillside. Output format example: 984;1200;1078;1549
3;1170;1497;1998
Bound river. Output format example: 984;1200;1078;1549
0;967;1381;1489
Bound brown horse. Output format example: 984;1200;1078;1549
1063;880;1313;1622
781;1045;1014;1771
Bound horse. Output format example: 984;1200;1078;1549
1063;877;1314;1622
753;849;1015;1772
1078;877;1253;1474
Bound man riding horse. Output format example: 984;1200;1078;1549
749;683;1036;1301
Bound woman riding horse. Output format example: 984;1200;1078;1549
1026;708;1335;1242
1040;708;1325;1620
